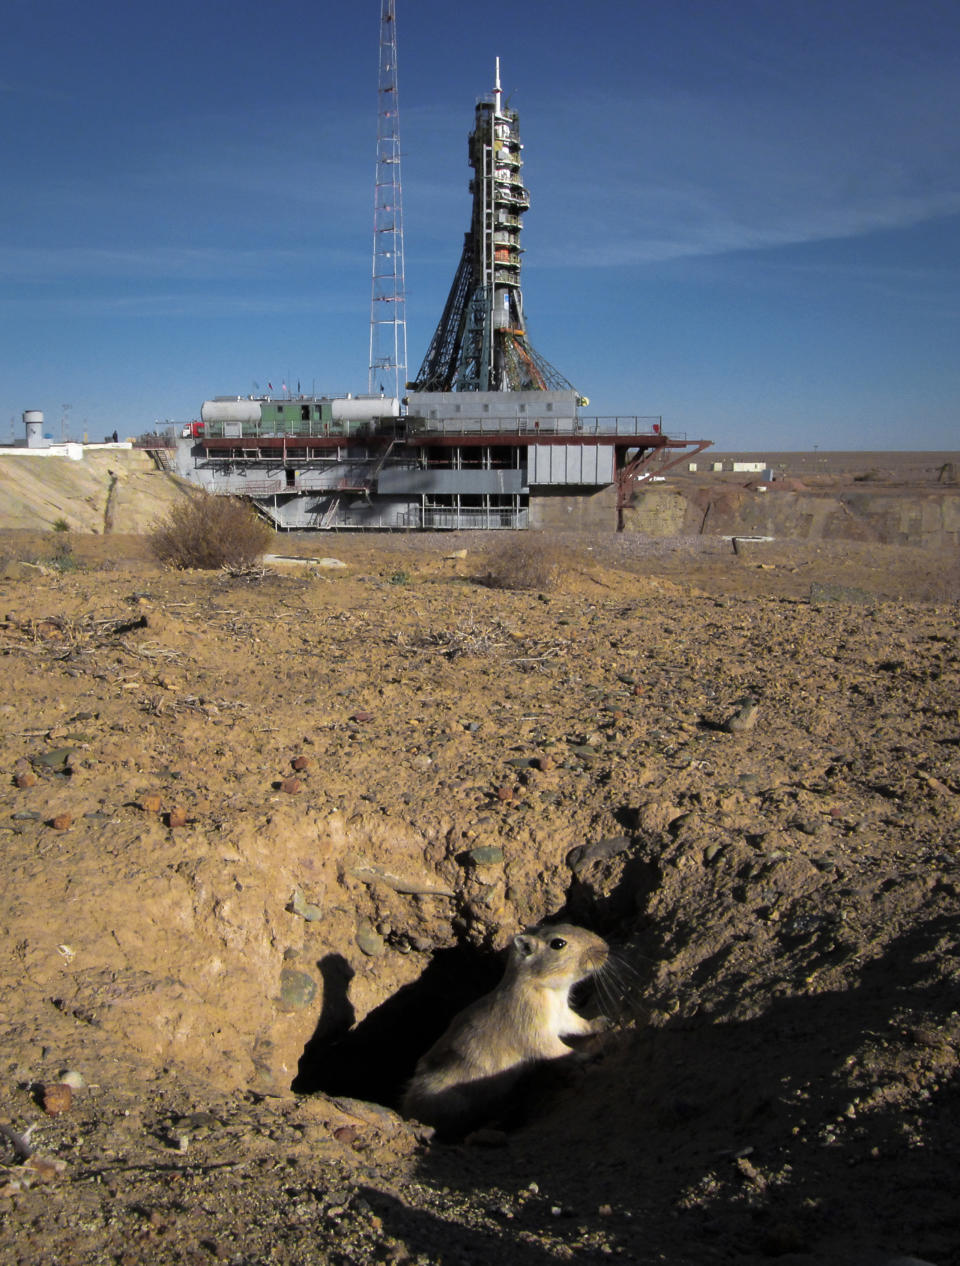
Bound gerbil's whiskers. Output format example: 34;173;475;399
595;953;648;1023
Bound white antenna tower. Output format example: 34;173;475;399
368;0;407;398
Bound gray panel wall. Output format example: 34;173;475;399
377;468;524;494
528;444;614;486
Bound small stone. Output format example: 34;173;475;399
277;967;318;1012
723;699;758;734
288;888;323;922
356;919;386;957
789;817;820;836
533;755;555;772
566;836;631;874
141;793;163;813
922;774;953;796
33;747;76;771
50;813;73;831
496;784;515;802
280;777;302;795
330;1097;403;1132
351;711;375;724
14;771;37;789
333;1125;360;1145
42;1083;72;1115
167;806;188;828
59;1070;85;1090
291;756;313;772
568;745;598;761
467;846;504;866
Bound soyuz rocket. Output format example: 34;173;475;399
412;59;574;395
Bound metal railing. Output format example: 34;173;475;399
196;415;667;442
214;473;373;497
411;416;663;437
420;507;529;530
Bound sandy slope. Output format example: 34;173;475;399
0;449;185;534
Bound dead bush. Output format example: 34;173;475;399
150;493;272;570
482;535;563;591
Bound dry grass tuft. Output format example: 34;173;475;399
150;494;272;571
481;536;564;591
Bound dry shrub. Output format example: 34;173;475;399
482;535;563;591
150;493;272;570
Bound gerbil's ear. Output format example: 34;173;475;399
513;934;535;958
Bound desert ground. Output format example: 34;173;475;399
0;495;959;1264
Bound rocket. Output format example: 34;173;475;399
412;59;572;393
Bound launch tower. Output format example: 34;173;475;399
413;59;572;393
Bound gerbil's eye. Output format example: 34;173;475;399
549;937;567;950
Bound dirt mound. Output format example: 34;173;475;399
0;532;958;1264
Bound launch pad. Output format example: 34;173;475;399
172;47;711;530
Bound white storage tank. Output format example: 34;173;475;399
200;399;263;425
23;410;45;447
330;395;400;422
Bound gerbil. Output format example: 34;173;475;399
402;922;610;1133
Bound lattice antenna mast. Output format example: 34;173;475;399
368;0;407;398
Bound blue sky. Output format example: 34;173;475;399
1;0;957;449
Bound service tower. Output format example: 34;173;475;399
412;59;572;393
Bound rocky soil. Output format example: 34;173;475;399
0;528;958;1266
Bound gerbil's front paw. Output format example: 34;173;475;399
563;1028;610;1062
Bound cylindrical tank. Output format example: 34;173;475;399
23;410;44;447
200;399;263;425
330;396;400;422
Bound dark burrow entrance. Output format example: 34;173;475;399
292;944;504;1109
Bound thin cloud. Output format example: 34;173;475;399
525;65;960;267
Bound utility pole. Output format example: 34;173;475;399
368;0;407;399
